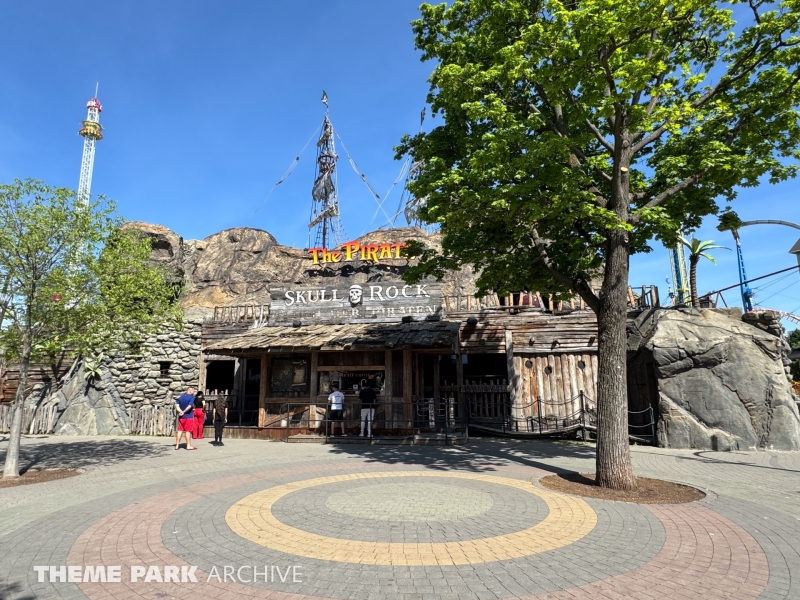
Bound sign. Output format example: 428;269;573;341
307;241;408;265
268;283;444;325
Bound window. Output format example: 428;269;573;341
158;361;172;377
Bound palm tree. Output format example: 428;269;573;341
680;237;729;308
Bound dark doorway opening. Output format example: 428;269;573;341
205;360;235;394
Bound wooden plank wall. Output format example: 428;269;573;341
0;360;73;404
515;353;597;421
201;322;254;347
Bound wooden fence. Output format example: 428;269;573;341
129;405;177;436
0;404;59;434
441;380;509;419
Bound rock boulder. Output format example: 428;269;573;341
53;363;130;436
628;308;800;451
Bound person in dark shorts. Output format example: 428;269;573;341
212;395;228;446
359;380;377;438
328;382;346;436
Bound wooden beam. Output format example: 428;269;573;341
258;355;268;428
309;351;318;431
198;356;208;394
384;350;393;399
433;355;440;400
315;365;386;372
505;329;520;421
403;349;413;426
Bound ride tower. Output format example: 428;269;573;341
308;92;346;249
77;91;103;206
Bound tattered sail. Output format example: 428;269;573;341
308;112;347;248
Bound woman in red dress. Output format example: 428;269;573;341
193;392;205;440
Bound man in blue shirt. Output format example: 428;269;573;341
174;386;197;450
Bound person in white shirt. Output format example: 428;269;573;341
328;382;346;436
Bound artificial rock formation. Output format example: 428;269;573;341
52;363;130;436
628;308;800;451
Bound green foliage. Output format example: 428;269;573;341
83;352;105;381
789;329;800;350
790;329;800;381
680;237;729;266
0;179;182;368
397;0;800;302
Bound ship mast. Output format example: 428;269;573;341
308;92;347;249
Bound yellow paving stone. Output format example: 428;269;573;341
225;471;597;566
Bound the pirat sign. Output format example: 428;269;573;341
267;283;443;325
307;241;408;264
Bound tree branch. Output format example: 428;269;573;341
530;227;601;311
640;168;711;209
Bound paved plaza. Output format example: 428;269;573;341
1;435;799;599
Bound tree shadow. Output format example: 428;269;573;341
0;581;37;599
325;437;596;475
0;438;172;472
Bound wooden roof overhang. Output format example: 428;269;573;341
203;321;460;357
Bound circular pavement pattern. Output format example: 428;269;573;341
8;452;775;600
325;482;494;521
226;472;597;565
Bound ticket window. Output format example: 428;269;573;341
319;371;385;398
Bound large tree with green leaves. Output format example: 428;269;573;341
398;0;800;489
0;179;181;478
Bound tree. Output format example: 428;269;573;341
680;237;728;307
0;180;181;478
789;329;800;381
398;0;800;489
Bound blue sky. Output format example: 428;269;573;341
1;1;798;324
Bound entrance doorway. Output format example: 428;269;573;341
204;360;235;394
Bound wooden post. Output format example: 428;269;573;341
258;355;268;428
198;355;207;394
384;349;393;430
505;330;520;424
309;351;319;431
433;355;440;400
403;349;413;428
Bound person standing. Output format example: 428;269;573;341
212;395;228;446
174;386;197;450
359;380;377;438
193;392;205;440
327;382;346;437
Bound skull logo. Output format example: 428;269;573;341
349;284;363;306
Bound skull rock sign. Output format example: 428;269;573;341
349;285;363;307
268;283;443;326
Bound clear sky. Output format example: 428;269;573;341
1;1;798;324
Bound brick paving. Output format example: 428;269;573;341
0;435;799;599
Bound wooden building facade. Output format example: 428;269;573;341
201;286;601;440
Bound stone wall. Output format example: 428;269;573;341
105;319;203;408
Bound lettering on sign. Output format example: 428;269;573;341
307;241;408;265
268;283;443;325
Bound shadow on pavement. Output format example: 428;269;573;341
0;438;172;473
0;581;37;599
325;437;596;475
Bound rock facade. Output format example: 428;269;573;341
52;363;130;436
628;308;800;451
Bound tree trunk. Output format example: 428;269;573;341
594;228;637;490
689;256;699;308
3;332;31;478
